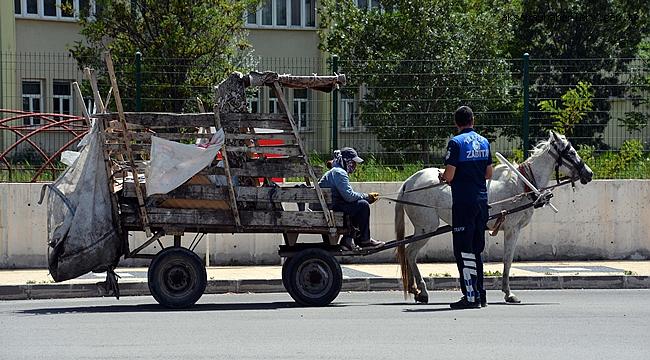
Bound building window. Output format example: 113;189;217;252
356;0;381;10
246;0;316;28
293;89;309;130
276;0;287;26
22;81;42;126
261;0;272;25
53;81;72;118
269;92;280;114
44;0;56;16
291;0;301;26
247;90;260;113
15;0;96;20
26;0;38;15
341;93;356;130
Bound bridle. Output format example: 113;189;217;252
549;137;586;184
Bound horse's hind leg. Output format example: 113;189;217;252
405;238;429;304
502;228;522;303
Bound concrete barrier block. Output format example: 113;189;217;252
341;278;368;291
624;275;650;288
205;279;238;294
561;275;625;289
238;279;283;293
367;277;400;291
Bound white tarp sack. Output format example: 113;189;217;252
43;124;120;282
60;150;80;167
145;129;224;195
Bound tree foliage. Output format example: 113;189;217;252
70;0;258;112
539;81;594;136
617;39;650;135
509;0;650;147
318;0;518;158
319;0;649;154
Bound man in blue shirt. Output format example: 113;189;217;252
319;147;384;251
440;106;493;309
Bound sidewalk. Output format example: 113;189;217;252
1;260;649;301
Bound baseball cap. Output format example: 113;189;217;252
340;147;364;163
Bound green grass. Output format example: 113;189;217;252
428;272;452;278
1;161;66;182
484;270;503;277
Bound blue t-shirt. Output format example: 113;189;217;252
444;128;492;203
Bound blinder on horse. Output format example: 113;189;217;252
549;137;589;185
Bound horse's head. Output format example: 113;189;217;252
548;131;593;184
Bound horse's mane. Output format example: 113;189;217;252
493;134;561;181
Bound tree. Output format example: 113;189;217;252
318;0;519;160
539;81;594;136
509;0;650;147
70;0;259;112
617;39;650;135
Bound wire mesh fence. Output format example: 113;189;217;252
1;51;648;181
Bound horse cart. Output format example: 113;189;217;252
59;50;579;310
91;68;375;308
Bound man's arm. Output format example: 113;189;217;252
441;139;459;183
485;164;493;180
332;168;368;202
441;165;456;183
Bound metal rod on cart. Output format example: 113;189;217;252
495;152;559;213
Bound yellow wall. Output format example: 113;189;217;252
1;1;17;151
248;28;335;153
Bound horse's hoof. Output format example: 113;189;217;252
505;295;521;304
414;293;429;304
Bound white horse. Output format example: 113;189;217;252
395;131;594;304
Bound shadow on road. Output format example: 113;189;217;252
17;301;351;315
402;302;560;312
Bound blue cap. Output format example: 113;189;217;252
340;147;363;163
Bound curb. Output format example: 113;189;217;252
1;275;648;301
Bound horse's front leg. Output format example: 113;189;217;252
405;239;429;304
502;228;522;303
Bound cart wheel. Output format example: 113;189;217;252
281;256;293;292
286;248;342;306
148;247;207;308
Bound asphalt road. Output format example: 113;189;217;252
1;290;648;360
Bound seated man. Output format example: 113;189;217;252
318;147;384;250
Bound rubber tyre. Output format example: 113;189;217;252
285;248;342;307
281;256;294;292
148;247;207;308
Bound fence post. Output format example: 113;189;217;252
135;51;142;111
522;52;530;158
331;54;339;152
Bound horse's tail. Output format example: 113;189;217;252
394;184;411;297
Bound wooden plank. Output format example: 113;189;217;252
84;67;105;113
121;208;344;229
123;184;332;203
95;112;215;128
94;112;289;129
105;132;212;142
213;108;242;228
104;51;151;237
221;120;292;131
106;143;151;153
226;145;302;157
204;160;313;178
225;133;296;142
272;81;335;229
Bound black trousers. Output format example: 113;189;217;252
452;199;488;303
333;199;371;242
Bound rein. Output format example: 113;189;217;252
380;176;577;210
